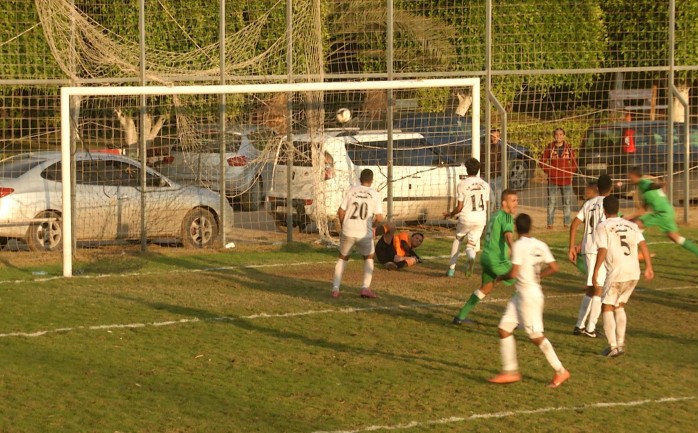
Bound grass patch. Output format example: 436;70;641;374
0;228;696;432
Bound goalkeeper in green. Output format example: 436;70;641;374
627;166;698;257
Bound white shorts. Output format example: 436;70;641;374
455;221;485;252
499;294;545;338
339;233;374;257
584;253;607;287
602;280;638;307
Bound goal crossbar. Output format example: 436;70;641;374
60;78;481;276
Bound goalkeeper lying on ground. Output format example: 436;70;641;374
374;223;424;270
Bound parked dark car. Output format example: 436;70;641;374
395;113;536;189
575;121;698;202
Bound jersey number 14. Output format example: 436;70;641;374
471;194;485;212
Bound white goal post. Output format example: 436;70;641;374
60;78;481;277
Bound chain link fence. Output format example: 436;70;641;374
1;0;696;257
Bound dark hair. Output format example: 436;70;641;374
603;195;620;215
490;128;500;134
360;168;374;183
501;188;517;202
412;232;424;241
629;166;643;177
464;157;481;176
586;180;598;189
597;174;613;194
515;213;532;235
554;127;565;135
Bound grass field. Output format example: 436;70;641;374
0;227;696;433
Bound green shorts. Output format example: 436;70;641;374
639;211;678;233
481;255;514;286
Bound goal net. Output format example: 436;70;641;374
57;78;480;276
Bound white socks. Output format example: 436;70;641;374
538;338;564;373
449;238;462;269
603;310;617;348
500;335;518;372
362;259;374;289
332;259;347;290
576;295;592;328
465;247;476;261
615;308;627;347
586;296;602;332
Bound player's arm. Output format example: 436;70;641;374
540;260;559;279
373;213;385;226
592;247;607;289
337;207;346;227
638;240;654;280
443;200;464;219
509;263;520;279
568;217;583;262
504;231;514;252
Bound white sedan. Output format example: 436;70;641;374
0;151;232;251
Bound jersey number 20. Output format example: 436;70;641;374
350;202;368;220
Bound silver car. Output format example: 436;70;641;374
157;126;276;211
0;151;232;251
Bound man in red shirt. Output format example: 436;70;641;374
540;128;578;228
622;112;636;167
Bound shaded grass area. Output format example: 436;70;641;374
0;228;696;432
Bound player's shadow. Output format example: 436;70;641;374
112;293;491;382
634;287;698;313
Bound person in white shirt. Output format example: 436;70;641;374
332;169;384;299
592;196;654;357
443;157;490;277
488;213;570;388
568;174;613;337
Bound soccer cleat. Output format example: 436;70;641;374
488;372;522;384
573;327;585;336
582;329;597;338
331;289;341;299
385;262;398;271
452;316;474;325
360;288;377;298
464;257;475;277
548;370;571;388
446;268;456;277
601;347;621;357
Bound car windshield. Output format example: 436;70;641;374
0;154;46;178
582;128;621;150
346;138;448;166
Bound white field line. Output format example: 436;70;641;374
1;285;695;339
309;396;696;433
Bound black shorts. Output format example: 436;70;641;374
375;238;396;264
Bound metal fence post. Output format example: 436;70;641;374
667;0;675;205
219;0;228;246
386;0;394;222
285;0;294;242
485;0;492;186
138;0;147;252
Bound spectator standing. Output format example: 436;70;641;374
540;128;578;228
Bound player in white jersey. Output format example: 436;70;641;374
332;169;384;299
592;196;654;357
568;174;613;338
488;214;570;388
443;157;490;277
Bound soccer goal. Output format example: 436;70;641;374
59;78;480;277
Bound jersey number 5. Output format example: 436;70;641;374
349;202;368;220
471;194;485;212
619;234;631;256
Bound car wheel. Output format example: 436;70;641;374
508;159;530;190
26;210;63;252
182;208;218;248
240;179;262;212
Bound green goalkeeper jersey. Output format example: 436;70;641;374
638;178;673;213
481;210;514;262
